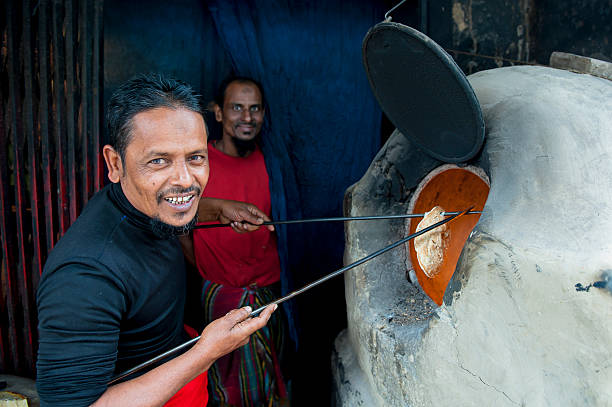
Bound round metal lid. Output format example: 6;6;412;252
363;22;484;163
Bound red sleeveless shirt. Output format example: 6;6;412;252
192;143;281;287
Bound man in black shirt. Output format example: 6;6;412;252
36;73;277;406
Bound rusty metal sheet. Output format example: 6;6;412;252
0;0;103;377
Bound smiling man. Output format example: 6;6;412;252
36;73;277;407
179;77;292;407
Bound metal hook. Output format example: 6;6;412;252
384;0;408;21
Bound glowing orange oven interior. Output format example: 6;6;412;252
408;166;490;305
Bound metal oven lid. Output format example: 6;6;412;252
363;22;484;163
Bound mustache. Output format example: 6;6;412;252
156;185;201;204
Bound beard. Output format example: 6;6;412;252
231;126;261;157
151;184;201;238
150;213;198;239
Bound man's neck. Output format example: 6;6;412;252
215;136;255;158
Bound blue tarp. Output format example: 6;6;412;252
207;0;383;346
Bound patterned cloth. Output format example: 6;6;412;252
202;280;289;407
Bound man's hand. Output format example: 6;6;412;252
198;197;275;233
218;199;275;233
194;304;277;361
92;304;277;407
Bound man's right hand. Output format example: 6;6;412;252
193;304;277;361
197;197;275;233
92;305;276;407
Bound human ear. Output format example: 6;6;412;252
103;145;123;183
214;104;223;123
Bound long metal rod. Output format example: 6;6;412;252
110;208;472;384
108;336;201;385
192;210;482;230
249;207;471;316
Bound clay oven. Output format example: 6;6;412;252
332;22;612;406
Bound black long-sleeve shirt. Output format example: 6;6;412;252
36;183;189;406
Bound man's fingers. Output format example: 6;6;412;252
241;222;261;232
231;220;273;233
219;200;275;232
224;307;247;317
241;205;275;230
254;304;277;323
246;206;275;231
245;207;276;232
231;303;277;334
236;206;263;225
225;306;252;325
230;221;248;234
248;205;271;223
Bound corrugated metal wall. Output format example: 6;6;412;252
0;0;103;377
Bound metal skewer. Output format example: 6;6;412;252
110;207;474;384
192;210;482;229
108;337;200;385
248;207;473;317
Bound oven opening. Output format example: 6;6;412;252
406;164;490;305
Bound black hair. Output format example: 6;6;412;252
106;73;204;161
213;76;267;110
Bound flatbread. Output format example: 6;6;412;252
414;206;450;278
0;391;28;407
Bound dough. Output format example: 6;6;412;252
414;206;450;278
0;391;28;407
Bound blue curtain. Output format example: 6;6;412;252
207;0;383;343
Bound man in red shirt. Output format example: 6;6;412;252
180;77;290;406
